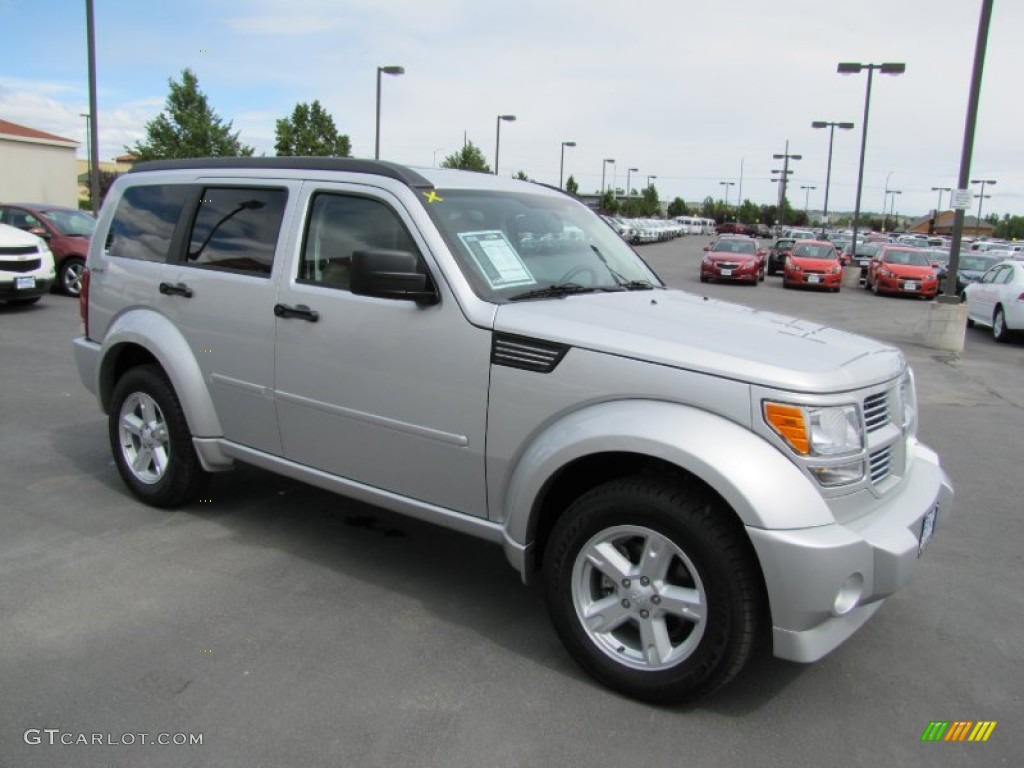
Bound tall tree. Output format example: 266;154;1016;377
440;140;491;172
129;68;253;160
275;100;350;157
565;175;579;195
667;197;688;217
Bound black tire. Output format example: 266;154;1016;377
58;256;86;297
543;476;763;704
108;365;207;508
7;296;41;305
993;307;1011;343
699;274;709;284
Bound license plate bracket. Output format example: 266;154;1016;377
15;276;36;290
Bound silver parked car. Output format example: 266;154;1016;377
74;158;953;704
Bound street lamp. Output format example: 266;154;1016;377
375;65;404;160
494;114;516;176
800;185;817;218
625;167;639;197
646;175;657;189
772;140;801;225
601;158;615;193
837;61;905;257
559;141;576;189
885;190;902;230
811;120;854;236
970;179;996;233
931;186;952;212
719;181;736;207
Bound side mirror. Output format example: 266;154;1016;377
703;245;711;251
350;249;438;304
28;226;50;238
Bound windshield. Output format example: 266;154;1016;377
883;248;931;267
712;239;756;254
39;209;96;237
793;243;837;259
420;189;661;301
960;255;998;271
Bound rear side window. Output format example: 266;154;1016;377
184;187;287;277
106;185;191;262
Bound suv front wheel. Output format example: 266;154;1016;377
543;476;763;704
109;365;206;507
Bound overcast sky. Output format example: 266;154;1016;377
1;0;1020;220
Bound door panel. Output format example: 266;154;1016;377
273;184;490;517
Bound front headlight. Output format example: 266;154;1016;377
764;402;863;457
898;371;917;433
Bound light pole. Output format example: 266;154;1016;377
494;114;516;176
801;185;817;219
886;190;902;230
559;141;576;189
971;179;996;233
375;65;404;160
811;120;854;236
432;148;444;167
625;167;638;197
646;175;656;189
837;61;905;259
719;181;735;207
932;186;952;213
80;112;92;207
601;158;615;194
85;0;100;215
772;140;801;225
882;171;895;230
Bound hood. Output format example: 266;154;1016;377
883;263;935;277
494;289;904;393
789;256;840;270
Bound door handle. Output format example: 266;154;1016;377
159;281;193;298
274;303;319;322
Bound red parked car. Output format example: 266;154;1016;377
783;240;843;291
865;246;939;299
700;236;765;284
0;203;95;296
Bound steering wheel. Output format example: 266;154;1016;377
558;265;599;285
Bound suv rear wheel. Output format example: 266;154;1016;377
543;476;763;703
109;365;206;507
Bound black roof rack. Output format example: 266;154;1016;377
129;157;434;189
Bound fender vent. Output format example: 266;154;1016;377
491;333;568;373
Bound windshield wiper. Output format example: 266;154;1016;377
588;245;657;290
508;283;599;301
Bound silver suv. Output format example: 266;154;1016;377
74;158;953;703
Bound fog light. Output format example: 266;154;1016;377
810;460;864;487
832;574;864;616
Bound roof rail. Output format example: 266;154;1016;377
129;156;434;189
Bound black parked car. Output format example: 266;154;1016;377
766;238;795;275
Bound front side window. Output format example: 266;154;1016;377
299;193;419;290
1;208;43;230
107;185;191;262
184;187;287;277
420;189;660;301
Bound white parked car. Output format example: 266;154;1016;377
963;260;1024;342
0;222;56;305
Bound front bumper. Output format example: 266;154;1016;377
747;442;954;663
875;276;939;296
0;276;54;300
785;271;842;288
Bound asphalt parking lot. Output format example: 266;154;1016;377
2;236;1021;768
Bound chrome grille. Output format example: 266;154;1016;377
863;392;890;433
0;245;39;256
869;445;893;485
0;258;42;273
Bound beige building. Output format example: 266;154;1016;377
0;118;79;206
76;154;136;202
